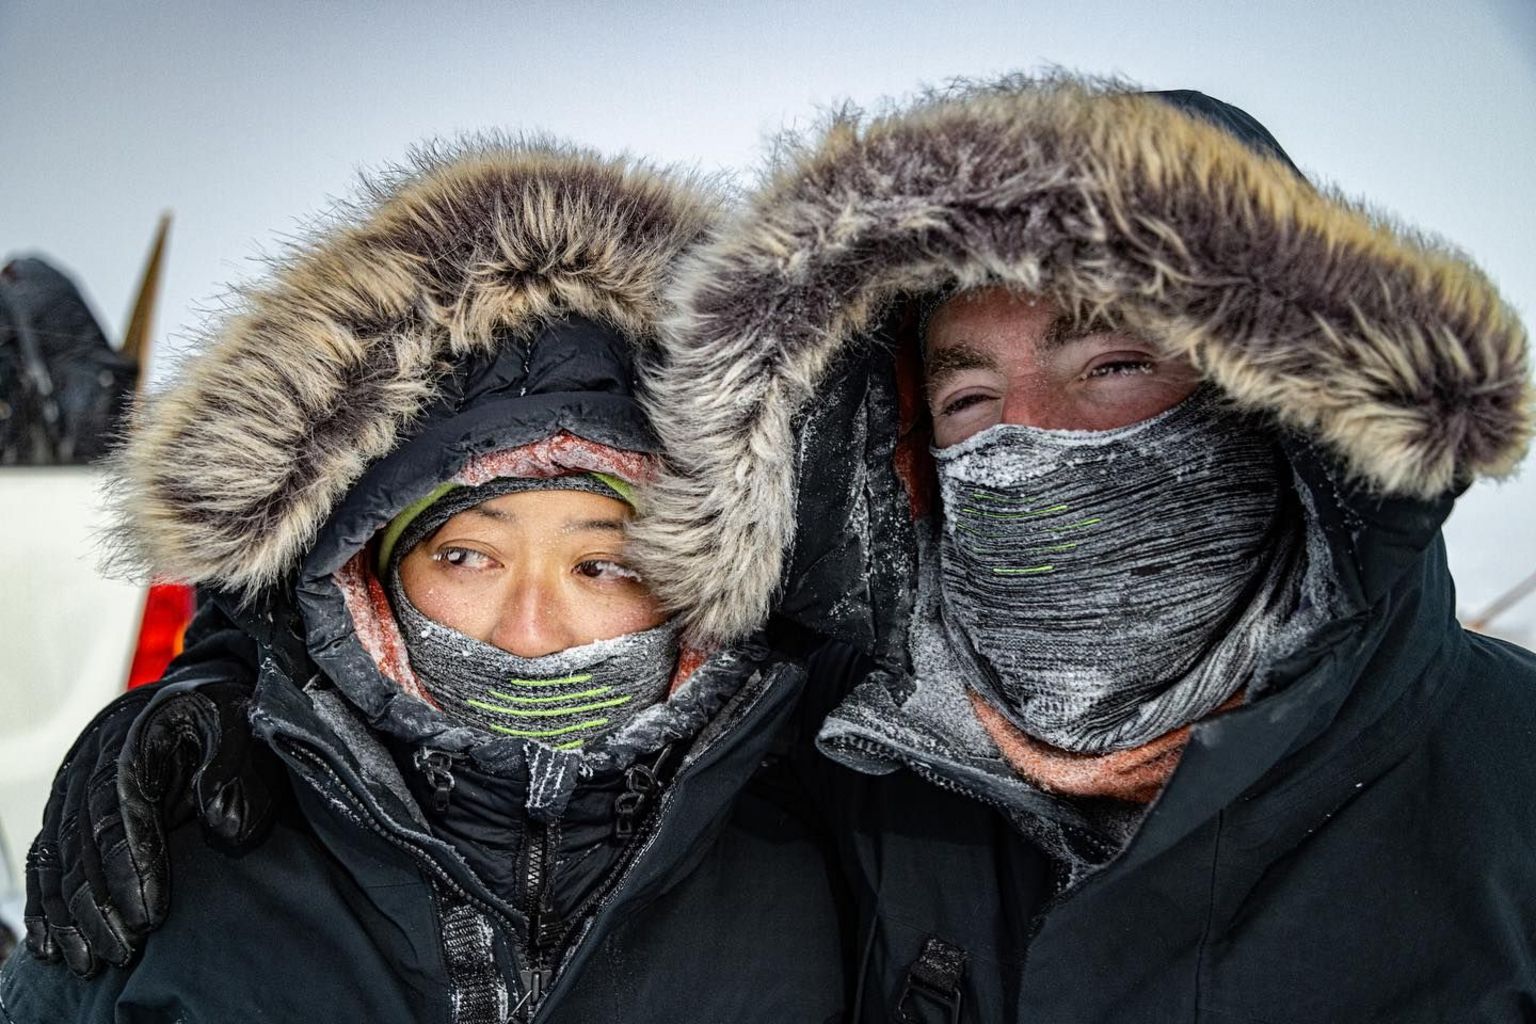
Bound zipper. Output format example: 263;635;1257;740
517;817;560;1014
524;746;681;1014
277;740;528;1013
404;741;680;1021
520;662;793;1016
410;745;558;1020
514;743;681;1017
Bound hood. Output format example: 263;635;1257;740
634;74;1530;648
108;137;721;595
631;74;1533;879
107;139;746;813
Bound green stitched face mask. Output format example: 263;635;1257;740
932;389;1293;754
389;573;678;752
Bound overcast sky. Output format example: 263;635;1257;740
3;0;1534;639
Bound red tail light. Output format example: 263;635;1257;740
126;583;197;689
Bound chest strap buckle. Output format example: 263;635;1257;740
895;935;968;1024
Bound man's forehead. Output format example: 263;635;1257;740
924;308;1087;383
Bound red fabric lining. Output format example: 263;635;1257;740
336;551;436;706
891;312;937;521
667;644;710;695
456;434;654;489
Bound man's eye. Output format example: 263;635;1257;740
1085;359;1155;379
432;546;495;570
939;393;996;417
576;559;643;583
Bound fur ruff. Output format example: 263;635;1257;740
108;138;722;592
634;74;1532;644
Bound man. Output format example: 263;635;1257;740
633;75;1536;1019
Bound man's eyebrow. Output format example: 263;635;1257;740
465;505;512;522
925;343;1001;393
561;518;627;536
1042;311;1124;350
1041;313;1093;350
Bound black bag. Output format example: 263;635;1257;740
0;257;137;465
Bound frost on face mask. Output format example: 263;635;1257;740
932;389;1302;754
391;574;678;753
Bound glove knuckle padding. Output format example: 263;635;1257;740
23;837;60;962
53;758;106;976
86;754;140;935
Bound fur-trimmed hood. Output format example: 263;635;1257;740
110;138;723;593
634;74;1532;645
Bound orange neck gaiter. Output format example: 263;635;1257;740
969;687;1248;805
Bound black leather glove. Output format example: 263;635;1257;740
23;667;273;977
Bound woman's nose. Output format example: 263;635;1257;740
488;580;574;659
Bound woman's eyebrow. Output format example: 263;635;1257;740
925;342;1000;393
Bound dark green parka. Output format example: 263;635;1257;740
0;143;850;1024
632;77;1536;1022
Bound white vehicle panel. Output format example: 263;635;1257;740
0;467;144;898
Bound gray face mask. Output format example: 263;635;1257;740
934;390;1297;754
390;577;678;752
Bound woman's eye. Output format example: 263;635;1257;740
939;393;996;418
576;559;644;583
1085;359;1155;379
432;546;495;570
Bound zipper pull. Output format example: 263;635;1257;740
413;748;459;814
518;967;552;1013
614;744;673;839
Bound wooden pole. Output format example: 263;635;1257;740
1467;568;1536;633
120;212;172;386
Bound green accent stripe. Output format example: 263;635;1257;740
466;695;634;718
962;503;1070;520
487;673;594;694
968;491;1036;504
478;686;612;705
488;718;610;738
590;472;636;507
1062;517;1101;529
376;482;461;573
953;530;1080;556
554;739;586;751
993;565;1056;576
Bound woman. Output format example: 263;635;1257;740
2;139;848;1023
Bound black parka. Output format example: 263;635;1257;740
0;143;851;1024
632;77;1536;1021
